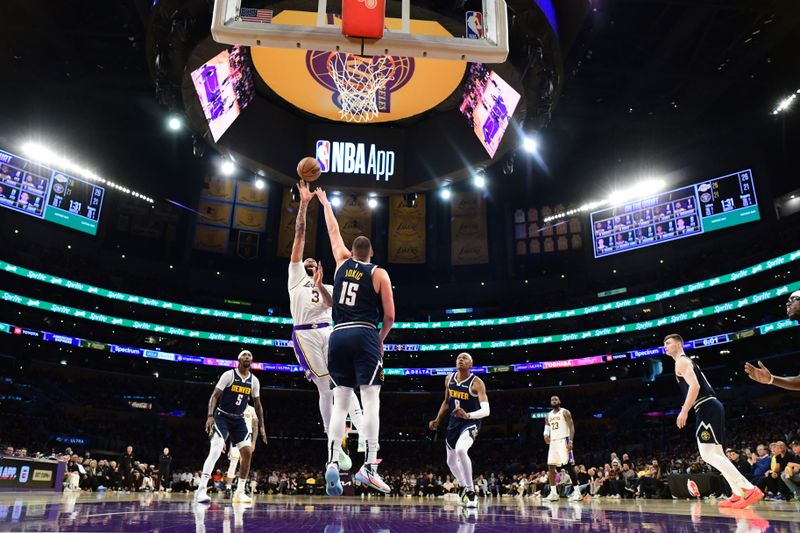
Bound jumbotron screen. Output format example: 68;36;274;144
459;63;520;158
190;45;254;142
590;169;759;258
0;149;105;235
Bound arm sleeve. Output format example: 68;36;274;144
467;401;490;420
543;421;551;437
288;262;307;291
215;370;233;391
251;375;260;398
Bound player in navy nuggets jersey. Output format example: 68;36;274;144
429;353;490;508
315;188;395;496
664;333;763;509
195;350;267;504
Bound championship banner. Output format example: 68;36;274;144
338;195;372;248
237;231;260;261
451;191;488;265
236;181;268;206
194;225;230;253
276;187;319;258
388;195;426;264
233;205;268;232
200;175;235;202
197;199;233;227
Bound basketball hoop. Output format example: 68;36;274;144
328;53;396;123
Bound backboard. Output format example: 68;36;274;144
211;0;509;63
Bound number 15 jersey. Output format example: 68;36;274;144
332;258;383;327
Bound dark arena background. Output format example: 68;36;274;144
0;0;799;531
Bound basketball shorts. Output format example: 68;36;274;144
548;438;571;466
328;326;383;389
694;396;725;445
446;420;480;450
291;326;331;379
213;411;251;448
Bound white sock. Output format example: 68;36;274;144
237;478;247;493
360;385;381;465
698;443;754;497
327;387;352;463
201;436;224;485
348;390;364;431
446;447;466;487
455;431;474;490
313;376;333;435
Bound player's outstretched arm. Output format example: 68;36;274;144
465;378;490;420
429;375;451;430
745;361;800;391
290;181;314;263
676;357;700;429
375;268;395;347
254;396;268;445
205;388;223;434
315;188;351;265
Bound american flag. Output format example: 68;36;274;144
239;7;273;23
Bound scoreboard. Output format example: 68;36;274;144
591;169;759;258
0;149;104;235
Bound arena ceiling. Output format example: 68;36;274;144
0;0;797;202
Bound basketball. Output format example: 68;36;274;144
297;157;321;182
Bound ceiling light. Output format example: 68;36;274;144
367;197;378;209
220;160;236;176
255;179;265;190
473;173;486;189
522;137;538;153
167;116;182;131
331;195;342;208
440;187;451;200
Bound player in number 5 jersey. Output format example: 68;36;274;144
195;350;266;504
315;188;395;496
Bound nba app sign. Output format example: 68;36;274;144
316;140;395;182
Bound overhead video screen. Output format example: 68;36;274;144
459;63;521;158
190;45;254;142
591;169;759;258
0;149;104;235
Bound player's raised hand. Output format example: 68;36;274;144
315;187;330;207
428;419;440;431
453;408;469;420
297;180;314;204
744;361;772;384
313;261;323;287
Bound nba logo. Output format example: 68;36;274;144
316;140;330;173
465;11;483;39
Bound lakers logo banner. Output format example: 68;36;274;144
233;205;268;232
194;225;230;253
236;181;268;207
201;175;235;202
277;187;319;258
337;195;373;248
197;200;233;227
388;195;426;264
451;191;488;265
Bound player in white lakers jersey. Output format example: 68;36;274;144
288;180;364;468
543;395;579;501
224;404;257;496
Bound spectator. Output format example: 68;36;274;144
119;446;135;492
780;441;800;501
749;444;771;482
158;448;172;492
726;449;751;478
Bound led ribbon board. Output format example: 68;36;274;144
1;249;797;329
1;282;797;351
1;318;795;376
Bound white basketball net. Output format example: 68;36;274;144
329;54;396;123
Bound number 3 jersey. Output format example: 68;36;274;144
215;369;261;418
288;262;333;326
332;258;383;327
